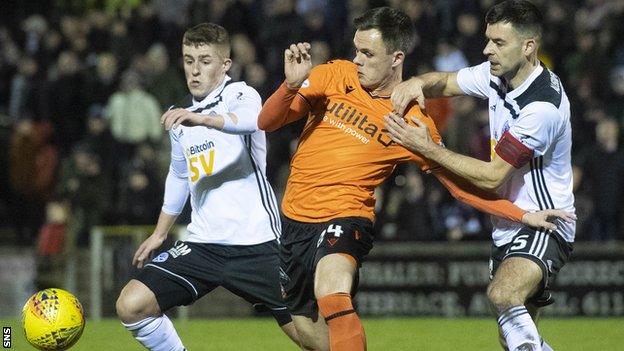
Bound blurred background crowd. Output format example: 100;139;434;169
1;0;623;253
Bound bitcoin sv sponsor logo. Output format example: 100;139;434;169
186;140;216;182
185;140;215;157
323;102;393;146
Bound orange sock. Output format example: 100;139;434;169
317;292;366;351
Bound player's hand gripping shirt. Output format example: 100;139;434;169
259;60;526;224
162;76;281;245
457;62;576;245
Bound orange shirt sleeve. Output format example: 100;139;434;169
257;82;310;132
432;167;526;222
296;61;334;104
258;62;335;132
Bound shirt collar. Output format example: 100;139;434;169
192;75;231;107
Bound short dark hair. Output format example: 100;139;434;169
183;23;230;57
485;0;543;39
353;7;415;54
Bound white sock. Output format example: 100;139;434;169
541;339;554;351
122;315;185;351
497;306;542;351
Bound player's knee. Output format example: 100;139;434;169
116;293;137;323
315;282;341;299
487;284;522;311
486;284;506;309
116;282;159;324
314;273;352;298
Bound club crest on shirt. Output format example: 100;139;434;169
495;120;511;141
153;252;169;263
502;120;510;134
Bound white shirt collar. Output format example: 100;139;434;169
192;75;232;107
507;64;543;98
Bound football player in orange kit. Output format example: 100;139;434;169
257;7;571;351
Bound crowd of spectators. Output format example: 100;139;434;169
0;0;623;249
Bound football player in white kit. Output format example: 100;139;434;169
384;1;575;350
115;23;299;350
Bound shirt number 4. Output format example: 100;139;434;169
317;224;343;247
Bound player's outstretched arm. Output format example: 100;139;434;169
521;209;576;230
258;42;313;132
161;108;225;131
391;71;462;115
133;211;178;268
433;167;526;223
134;132;189;269
433;168;575;230
385;112;512;191
161;90;262;135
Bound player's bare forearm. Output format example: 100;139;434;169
392;72;459;114
416;72;454;97
423;142;503;191
162;108;225;130
153;211;179;238
385;113;507;191
203;114;225;130
133;211;178;267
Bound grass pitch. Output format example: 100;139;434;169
2;317;621;350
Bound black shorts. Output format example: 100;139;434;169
136;240;290;324
279;216;374;317
489;227;573;307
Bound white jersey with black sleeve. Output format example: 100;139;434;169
161;76;281;245
456;61;576;246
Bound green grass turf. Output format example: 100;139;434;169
2;317;622;350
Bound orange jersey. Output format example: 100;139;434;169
258;60;526;224
280;60;439;222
